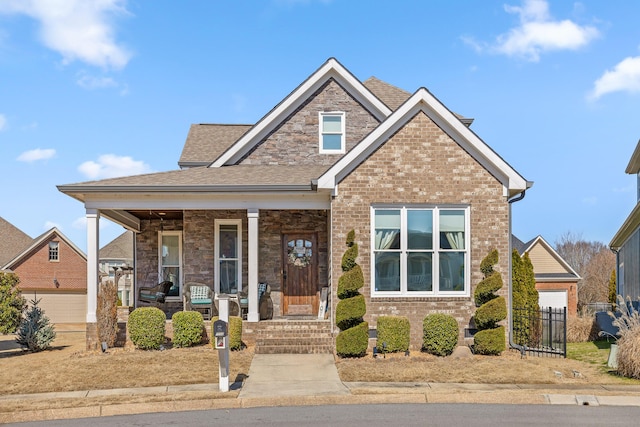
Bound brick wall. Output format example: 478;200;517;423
330;112;511;350
240;79;380;166
11;234;86;291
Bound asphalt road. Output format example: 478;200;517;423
11;403;639;427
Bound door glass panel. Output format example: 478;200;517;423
288;239;312;267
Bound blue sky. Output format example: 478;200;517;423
1;0;640;253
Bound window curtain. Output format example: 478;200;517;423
445;232;464;250
375;230;398;250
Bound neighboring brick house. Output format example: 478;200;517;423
1;221;87;324
512;235;579;316
58;58;532;351
611;140;640;303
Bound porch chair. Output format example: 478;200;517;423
138;280;173;307
183;282;216;320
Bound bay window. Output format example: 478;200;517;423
372;206;469;296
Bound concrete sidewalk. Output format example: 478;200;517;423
2;353;640;423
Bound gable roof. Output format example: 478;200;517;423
100;230;133;260
317;87;532;197
0;217;33;267
2;227;86;270
512;235;581;282
210;58;393;167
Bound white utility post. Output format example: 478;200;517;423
216;295;230;392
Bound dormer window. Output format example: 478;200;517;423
49;242;59;262
319;112;345;153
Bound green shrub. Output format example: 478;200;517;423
0;272;26;334
336;321;369;357
473;272;502;306
473;326;506;355
335;294;366;330
376;316;410;353
480;249;498;276
474;296;507;330
211;316;243;350
337;266;364;299
422;313;459;356
128;307;166;350
172;311;204;348
341;243;358;272
15;297;56;352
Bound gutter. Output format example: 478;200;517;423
57;184;316;194
508;190;527;356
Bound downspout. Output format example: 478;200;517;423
508;190;527;356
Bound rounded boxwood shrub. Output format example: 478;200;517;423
473;325;506;355
376;316;410;353
171;311;204;348
335;294;366;330
128;307;166;350
422;313;459;356
474;296;507;330
211;316;243;350
336;321;369;358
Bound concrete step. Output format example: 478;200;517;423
252;320;334;354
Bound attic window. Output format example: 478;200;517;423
319;112;345;153
49;242;59;262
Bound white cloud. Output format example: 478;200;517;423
589;56;640;100
78;154;153;179
17;148;56;162
76;73;118;90
0;0;132;69
44;220;62;230
463;0;599;62
0;114;6;131
72;216;111;230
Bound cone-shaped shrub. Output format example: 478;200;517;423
473;249;506;355
16;297;56;352
335;229;368;357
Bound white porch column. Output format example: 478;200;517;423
86;209;100;323
247;209;259;322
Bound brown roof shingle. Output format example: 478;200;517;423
178;124;252;167
363;76;412;111
0;217;33;267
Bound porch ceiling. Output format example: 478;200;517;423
126;210;183;221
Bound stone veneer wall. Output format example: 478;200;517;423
135;210;328;318
239;79;380;166
330;112;511;350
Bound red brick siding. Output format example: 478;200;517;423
536;281;578;316
240;79;380;166
330;112;511;349
11;235;86;291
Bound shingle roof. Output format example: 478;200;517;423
363;76;411;111
0;217;33;267
60;164;329;189
178;124;252;167
100;231;133;260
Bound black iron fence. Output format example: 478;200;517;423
512;306;567;358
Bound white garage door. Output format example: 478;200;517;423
538;290;567;310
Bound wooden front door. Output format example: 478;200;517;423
283;233;318;316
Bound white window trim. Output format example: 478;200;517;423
370;205;470;298
214;219;242;295
158;230;182;300
319;111;345;154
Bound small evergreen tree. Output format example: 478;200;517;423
512;250;540;346
16;297;56;352
335;229;368;357
0;272;26;334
